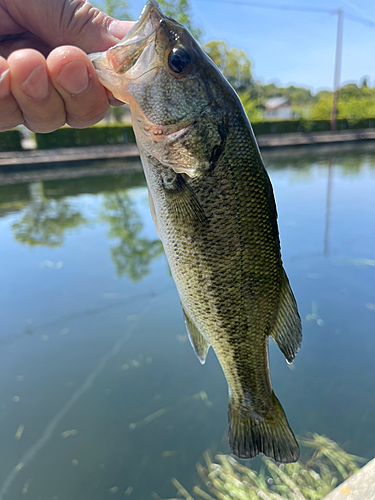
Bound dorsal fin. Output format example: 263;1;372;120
181;304;210;364
270;269;302;363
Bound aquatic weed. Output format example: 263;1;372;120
170;434;366;500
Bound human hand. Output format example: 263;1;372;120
0;0;134;132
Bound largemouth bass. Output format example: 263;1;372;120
90;0;302;462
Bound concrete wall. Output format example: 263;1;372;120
323;458;375;500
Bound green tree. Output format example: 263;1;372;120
91;0;131;20
311;90;375;121
156;0;256;93
238;93;263;122
12;199;86;246
314;89;332;103
157;0;202;39
339;97;375;121
254;83;314;112
311;95;332;120
203;40;253;92
100;192;163;281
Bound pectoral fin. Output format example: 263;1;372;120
147;188;161;239
270;269;302;363
181;305;210;364
162;173;207;230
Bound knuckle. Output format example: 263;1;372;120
0;99;24;130
67;103;109;128
23;108;66;133
58;1;104;43
0;119;24;132
27;118;66;134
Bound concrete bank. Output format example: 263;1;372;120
1;129;375;168
257;128;375;148
0;143;139;167
323;457;375;500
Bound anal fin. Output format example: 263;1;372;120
181;305;210;364
270;269;302;363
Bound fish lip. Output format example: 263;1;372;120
121;0;163;44
106;0;165;74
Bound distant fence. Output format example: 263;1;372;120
2;119;375;151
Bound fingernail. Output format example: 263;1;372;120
0;69;10;98
108;20;134;40
56;61;89;95
21;64;49;100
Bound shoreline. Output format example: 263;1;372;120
1;129;375;169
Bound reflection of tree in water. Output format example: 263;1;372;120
101;192;163;282
12;183;86;247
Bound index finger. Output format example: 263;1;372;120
47;46;110;129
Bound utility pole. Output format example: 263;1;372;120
330;9;343;131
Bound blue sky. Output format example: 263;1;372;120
126;0;375;93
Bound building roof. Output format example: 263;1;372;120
265;97;290;110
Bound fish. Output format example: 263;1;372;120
90;0;302;462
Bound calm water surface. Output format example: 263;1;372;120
0;146;374;499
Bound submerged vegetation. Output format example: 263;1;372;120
170;434;366;500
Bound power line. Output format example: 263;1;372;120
198;0;337;15
198;0;375;27
340;0;375;26
345;12;375;28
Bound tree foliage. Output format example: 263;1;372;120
238;93;262;122
90;0;375;123
312;83;375;121
255;83;313;107
100;192;163;282
91;0;131;21
12;200;86;246
157;0;202;39
311;95;332;120
203;41;253;92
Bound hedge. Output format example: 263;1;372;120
252;118;375;135
0;130;22;151
35;125;135;149
6;116;375;151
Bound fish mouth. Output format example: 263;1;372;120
91;1;164;76
89;1;165;98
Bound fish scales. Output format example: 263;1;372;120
90;0;302;462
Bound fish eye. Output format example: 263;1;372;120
168;47;192;75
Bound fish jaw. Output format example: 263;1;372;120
106;0;162;74
88;51;126;100
89;0;164;103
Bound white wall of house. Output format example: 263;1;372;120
264;105;294;121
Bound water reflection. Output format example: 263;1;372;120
12;182;86;247
324;156;333;257
2;175;163;282
0;148;374;500
100;192;163;281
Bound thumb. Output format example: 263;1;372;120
51;2;135;53
2;0;134;53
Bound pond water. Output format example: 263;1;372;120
0;145;374;500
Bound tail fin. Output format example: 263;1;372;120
228;392;299;463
